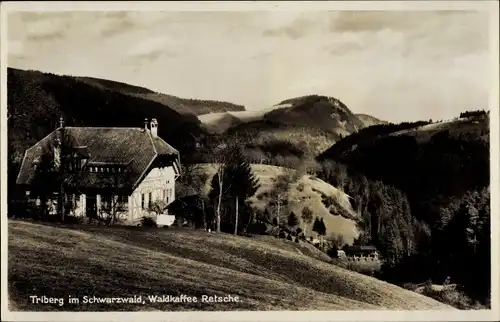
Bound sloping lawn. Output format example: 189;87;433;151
8;220;453;311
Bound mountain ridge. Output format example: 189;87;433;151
264;95;366;137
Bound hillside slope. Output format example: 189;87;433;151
223;120;339;161
317;115;489;224
263;95;366;137
198;110;267;134
8;220;453;311
188;163;360;243
77;76;246;116
198;112;244;134
356;114;388;127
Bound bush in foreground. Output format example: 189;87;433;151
418;284;488;310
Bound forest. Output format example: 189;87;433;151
316;113;490;305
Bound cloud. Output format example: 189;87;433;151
98;13;137;37
329;11;426;33
262;18;309;39
25;21;66;40
123;36;177;65
6;10;492;122
260;12;330;40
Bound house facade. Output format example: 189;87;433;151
343;245;379;261
16;117;180;224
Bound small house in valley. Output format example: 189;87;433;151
16;117;180;224
343;245;379;261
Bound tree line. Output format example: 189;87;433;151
315;119;491;305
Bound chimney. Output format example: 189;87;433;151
150;118;158;138
144;118;149;131
57;116;64;140
54;116;64;170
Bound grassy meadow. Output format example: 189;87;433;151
8;220;453;311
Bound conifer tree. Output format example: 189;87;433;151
312;217;321;236
209;146;260;233
287;211;299;228
318;217;327;248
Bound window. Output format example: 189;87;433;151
141;194;145;209
117;195;128;204
148;192;152;208
117;195;128;211
101;195;112;210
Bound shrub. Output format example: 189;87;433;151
326;246;338;258
420;284;482;310
286;234;293;241
148;200;168;215
247;221;268;235
140;216;157;227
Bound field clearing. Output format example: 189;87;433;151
8;220;453;311
193;163;360;243
389;117;488;143
197;111;267;133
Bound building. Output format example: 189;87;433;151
16;117;180;224
343;245;379;260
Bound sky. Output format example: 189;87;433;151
7;8;492;122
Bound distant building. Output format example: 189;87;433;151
336;250;347;259
16;117;181;224
343;245;379;260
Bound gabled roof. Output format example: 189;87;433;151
16;126;179;191
344;245;378;252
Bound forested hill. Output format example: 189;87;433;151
263;95;366;137
6;68;208;176
76;76;246;116
315;112;490;302
318;114;489;224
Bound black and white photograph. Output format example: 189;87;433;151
1;1;499;321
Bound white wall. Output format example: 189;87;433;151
57;165;177;223
129;165;176;221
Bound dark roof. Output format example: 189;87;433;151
16;126;179;191
344;245;378;252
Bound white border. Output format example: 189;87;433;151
1;1;499;321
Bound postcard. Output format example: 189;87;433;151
1;1;498;321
